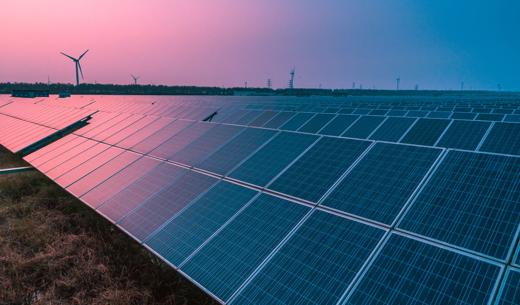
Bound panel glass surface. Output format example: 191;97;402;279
318;114;359;136
269;137;370;202
280;113;314;131
118;171;218;241
262;112;296;129
196;128;277;175
369;117;416;142
399;151;520;259
436;120;490;150
297;113;335;133
345;234;500;305
229;132;318;187
401;118;450;146
232;210;384;305
181;194;310;302
342;116;385;139
480;122;520;155
496;269;520;305
145;181;258;266
322;143;441;224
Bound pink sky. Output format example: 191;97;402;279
1;1;519;90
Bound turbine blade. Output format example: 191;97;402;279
61;52;77;61
78;49;89;60
78;63;84;79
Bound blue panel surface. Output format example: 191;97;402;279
197;128;276;175
318;114;359;136
342;116;385;139
280;113;314;131
145;181;258;266
269;138;370;202
436;120;490;150
322;143;441;224
401;118;450;146
369;117;416;142
496;269;520;305
345;234;501;305
480;122;520;155
298;113;335;133
118;171;218;241
399;151;520;259
229;132;318;187
181;194;310;302
231;210;384;305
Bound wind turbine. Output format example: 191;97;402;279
60;49;89;86
131;74;140;85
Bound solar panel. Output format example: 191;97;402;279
180;194;310;302
229;132;318;187
495;268;520;305
118;171;218;240
399;150;520;260
342;116;385;139
3;94;520;305
344;234;501;305
196;128;277;175
230;210;384;305
318;114;359;136
145;181;259;266
480;122;520;155
369;117;416;142
321;143;441;224
268;137;371;202
435;120;490;150
401;118;450;146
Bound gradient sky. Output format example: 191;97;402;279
1;0;519;90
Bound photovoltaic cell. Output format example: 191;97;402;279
181;194;310;302
96;162;187;222
145;181;258;266
496;269;520;305
196;128;276;175
369;117;416;142
131;119;194;154
322;143;441;224
80;156;160;208
280;113;314;131
318;114;359;136
345;234;500;305
67;151;141;198
435;120;490;150
269;137;370;202
231;210;384;305
399;151;520;260
262;112;296;129
342;116;385;139
401;118;450;146
451;112;477;120
480;122;520;155
229;132;318;187
168;124;243;166
118;171;218;241
297;113;335;133
248;111;277;127
149;122;214;159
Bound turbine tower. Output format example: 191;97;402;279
288;68;295;89
396;77;400;90
131;74;140;85
61;49;89;86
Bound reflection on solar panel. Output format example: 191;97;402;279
230;210;384;305
180;194;310;302
268;137;370;202
321;143;441;224
345;234;500;305
2;94;520;305
399;151;520;260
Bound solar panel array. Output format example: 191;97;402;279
1;93;520;305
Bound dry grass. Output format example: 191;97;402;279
0;149;218;305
